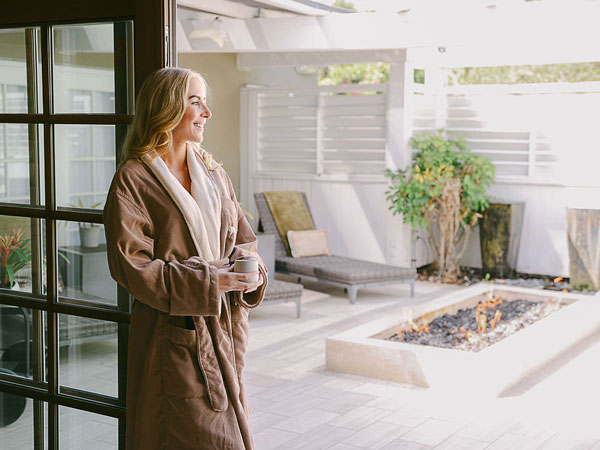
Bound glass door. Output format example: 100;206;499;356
0;1;173;449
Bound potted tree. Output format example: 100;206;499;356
0;228;32;289
385;130;495;281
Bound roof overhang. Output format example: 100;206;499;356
178;0;600;67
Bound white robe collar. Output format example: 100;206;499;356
141;142;221;261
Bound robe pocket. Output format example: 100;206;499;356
165;397;235;450
161;323;207;399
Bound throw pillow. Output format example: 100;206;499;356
287;229;331;258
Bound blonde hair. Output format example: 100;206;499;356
120;67;220;170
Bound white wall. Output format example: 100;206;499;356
178;53;248;193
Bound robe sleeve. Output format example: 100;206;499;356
224;174;268;309
103;190;221;316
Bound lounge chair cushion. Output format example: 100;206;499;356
263;279;303;302
276;255;415;285
59;315;117;343
288;229;331;258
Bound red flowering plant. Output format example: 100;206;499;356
0;228;32;288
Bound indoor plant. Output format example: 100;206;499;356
0;228;32;288
385;130;495;281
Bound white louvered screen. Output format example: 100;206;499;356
256;85;387;177
445;92;557;181
321;92;387;175
257;91;318;174
409;87;559;182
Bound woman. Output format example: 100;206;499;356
103;67;267;450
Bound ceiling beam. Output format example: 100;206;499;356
177;0;258;19
178;0;600;68
254;0;329;16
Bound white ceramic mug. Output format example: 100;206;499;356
233;259;259;283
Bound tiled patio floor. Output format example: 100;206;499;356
246;279;600;450
3;279;598;449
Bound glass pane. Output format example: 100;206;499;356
0;393;34;447
58;314;117;397
0;123;44;205
55;124;116;208
0;308;46;382
60;406;118;449
53;24;116;114
0;27;41;114
0;216;44;294
57;220;116;306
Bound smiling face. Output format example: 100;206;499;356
171;77;211;146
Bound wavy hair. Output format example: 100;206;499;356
120;67;220;170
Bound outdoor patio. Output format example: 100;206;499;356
2;278;599;449
177;3;600;447
245;279;600;450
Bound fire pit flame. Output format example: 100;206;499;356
472;296;504;334
476;312;487;333
394;319;431;338
396;296;506;342
490;309;502;329
409;319;430;334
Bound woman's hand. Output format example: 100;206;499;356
217;266;263;294
243;271;264;294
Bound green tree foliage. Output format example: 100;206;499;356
318;62;390;86
450;62;600;85
332;0;356;11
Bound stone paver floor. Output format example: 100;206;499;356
246;279;600;450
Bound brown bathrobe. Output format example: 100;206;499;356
103;158;267;450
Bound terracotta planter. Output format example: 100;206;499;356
566;208;600;291
479;202;525;278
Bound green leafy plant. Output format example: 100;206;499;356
385;130;495;281
70;198;103;228
0;228;32;288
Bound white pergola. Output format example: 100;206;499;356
177;0;600;67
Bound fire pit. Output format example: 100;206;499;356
386;295;567;352
326;284;600;397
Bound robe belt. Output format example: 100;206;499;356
192;257;230;412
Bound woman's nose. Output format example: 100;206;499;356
202;104;212;118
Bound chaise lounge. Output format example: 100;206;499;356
254;192;416;304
